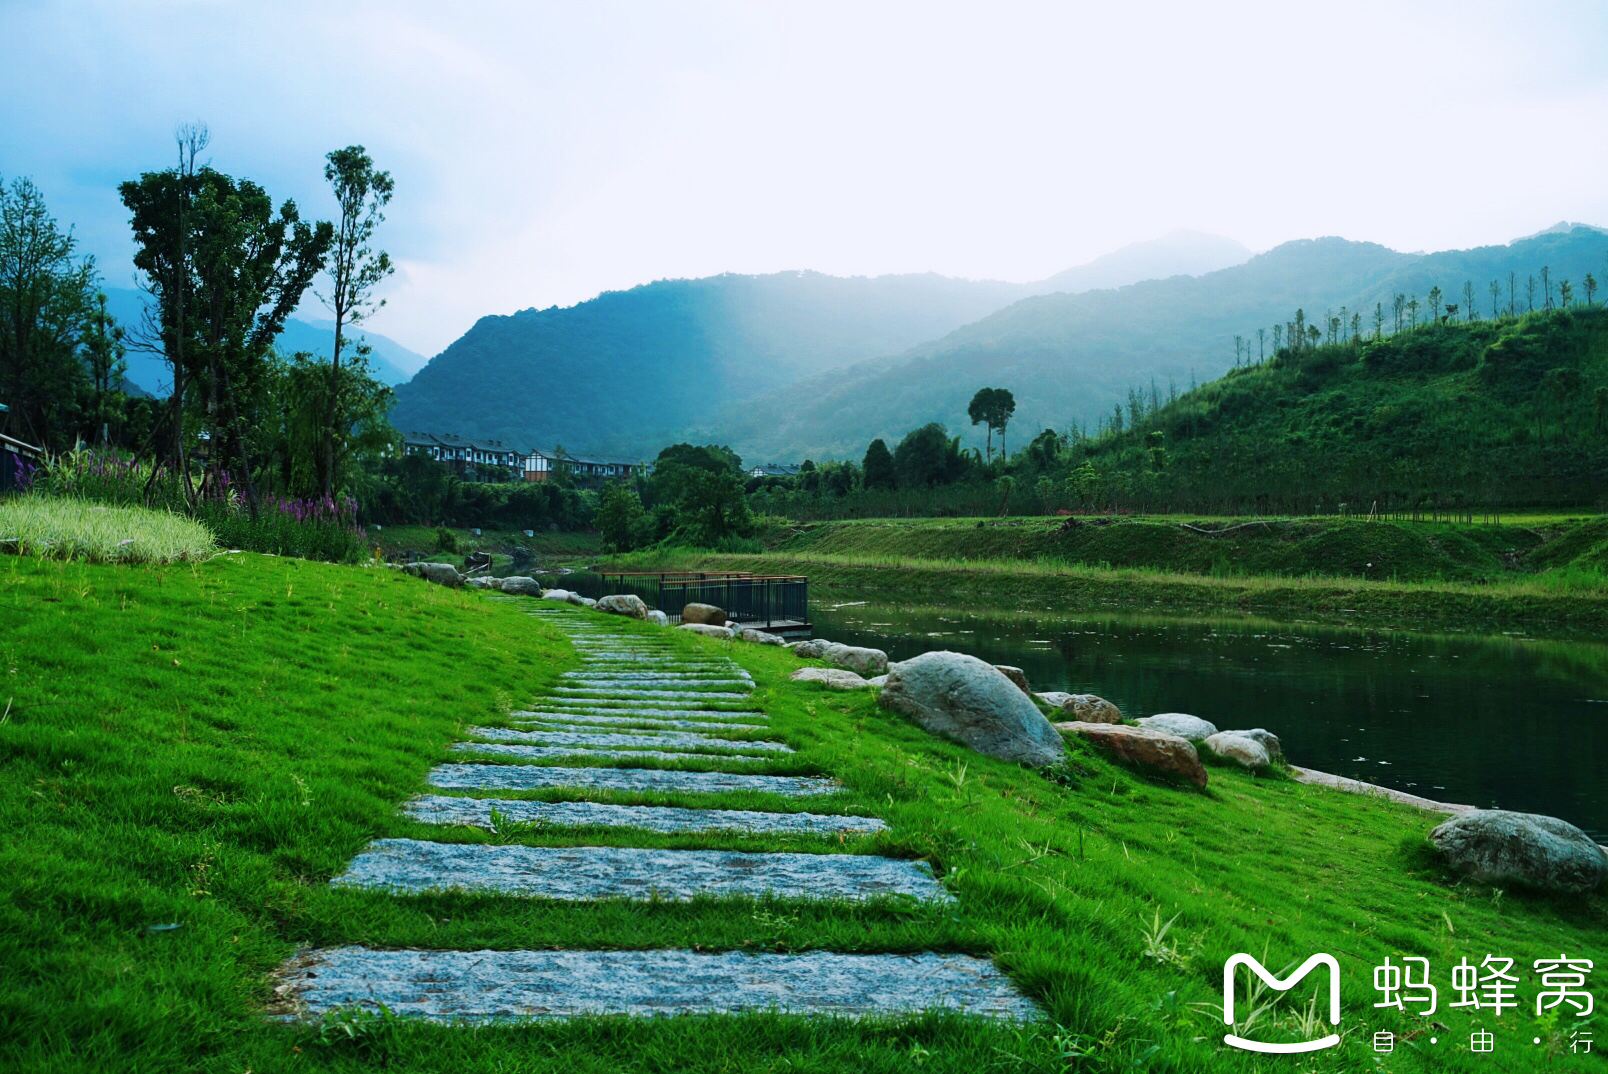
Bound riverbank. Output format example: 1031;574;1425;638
611;514;1608;631
4;553;1602;1071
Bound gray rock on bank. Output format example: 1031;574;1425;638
1136;713;1218;741
736;627;787;647
1203;731;1271;769
793;639;889;677
596;594;651;620
1430;810;1607;894
879;651;1065;767
500;576;544;597
1057;722;1209;788
404;562;463;588
791;667;871;690
645;610;671;627
679;623;734;639
543;589;573;603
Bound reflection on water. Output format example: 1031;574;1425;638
810;599;1608;840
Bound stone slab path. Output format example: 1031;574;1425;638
277;603;1036;1023
334;838;949;901
282;948;1040;1021
404;794;889;834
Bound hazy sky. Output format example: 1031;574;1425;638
5;0;1608;360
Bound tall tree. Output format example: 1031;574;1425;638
1428;286;1442;322
1540;265;1553;309
122;155;333;515
0;176;98;449
1463;280;1476;321
966;387;1016;460
317;146;394;497
1489;279;1502;319
82;291;126;443
862;437;896;490
1372;302;1384;340
1559;279;1574;308
1586;273;1598;308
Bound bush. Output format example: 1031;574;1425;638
435;526;459;553
0;497;215;564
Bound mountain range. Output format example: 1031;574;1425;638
386;231;1252;458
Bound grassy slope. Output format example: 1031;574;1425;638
1;556;1602;1072
618;514;1608;629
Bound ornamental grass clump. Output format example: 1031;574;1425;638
0;496;215;564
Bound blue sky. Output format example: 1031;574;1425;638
4;0;1608;359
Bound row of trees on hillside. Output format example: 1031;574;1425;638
1231;266;1608;368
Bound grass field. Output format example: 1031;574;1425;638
0;553;1602;1072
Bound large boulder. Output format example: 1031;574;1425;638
406;562;463;588
993;665;1032;696
645;610;671;627
790;667;870;690
791;638;831;659
542;589;573;602
1057;722;1209;789
679;623;733;639
1203;731;1272;769
1429;810;1607;894
820;642;888;677
596;594;651;620
500;576;544;596
681;602;727;626
735;627;787;647
879;651;1066;767
1136;713;1218;742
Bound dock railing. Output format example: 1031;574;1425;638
589;570;808;630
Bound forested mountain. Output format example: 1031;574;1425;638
387;232;1249;458
1071;305;1608;512
102;288;425;394
708;228;1608;461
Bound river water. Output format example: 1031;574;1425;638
808;599;1608;841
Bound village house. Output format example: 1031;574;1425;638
401;432;521;479
747;463;800;479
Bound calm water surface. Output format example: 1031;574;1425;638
809;599;1608;840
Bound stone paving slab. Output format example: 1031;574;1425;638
451;728;792;753
502;713;770;732
446;743;775;765
428;763;840;796
404;794;888;834
520;705;766;722
535;697;759;712
550;689;755;702
559;673;752;683
278;947;1036;1021
333;838;952;902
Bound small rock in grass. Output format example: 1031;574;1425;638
1430;810;1607;894
645;610;671;627
790;667;870;690
865;674;888;688
819;643;888;677
465;577;497;590
679;623;734;639
879;651;1065;767
500;576;544;596
735;627;787;646
993;665;1032;696
543;589;573;602
1135;713;1218;741
1203;731;1272;769
791;638;830;659
1037;692;1122;723
682;602;727;626
1057;722;1208;788
597;594;651;620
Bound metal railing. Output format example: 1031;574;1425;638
588;570;808;627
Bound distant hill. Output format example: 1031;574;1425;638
1072;305;1608;512
102;288;425;395
387;231;1249;459
707;227;1608;461
1037;230;1250;294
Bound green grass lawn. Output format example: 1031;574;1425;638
0;553;1601;1072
